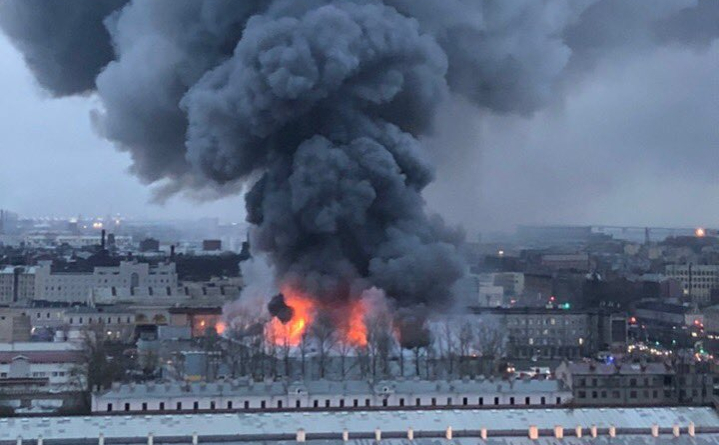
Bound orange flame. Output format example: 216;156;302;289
268;287;316;346
215;321;226;335
342;299;368;347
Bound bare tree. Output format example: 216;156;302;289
458;321;476;377
396;308;432;378
472;316;508;376
311;312;337;379
299;331;311;379
71;322;128;409
366;311;394;379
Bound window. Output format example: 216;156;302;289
479;397;484;406
107;403;113;412
630;391;637;399
365;399;371;407
277;401;282;408
556;397;561;404
313;400;319;408
494;397;499;405
339;400;345;408
463;397;468;406
295;400;301;408
193;401;199;411
525;397;531;405
210;401;216;410
509;397;515;405
353;399;359;407
382;399;388;407
447;397;452;405
159;402;165;410
432;398;437;406
244;401;249;409
540;397;546;405
124;403;130;412
142;403;147;411
416;398;421;406
261;401;266;409
592;391;598;399
325;400;331;408
177;402;182;410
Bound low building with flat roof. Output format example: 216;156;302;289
92;377;570;413
2;406;718;444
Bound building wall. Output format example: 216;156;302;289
92;382;570;413
665;264;719;304
33;261;178;303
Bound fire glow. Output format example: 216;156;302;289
267;287;316;347
267;287;369;348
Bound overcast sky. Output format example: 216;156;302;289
1;21;718;235
0;32;246;222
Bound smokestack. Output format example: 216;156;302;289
101;229;106;250
170;245;176;261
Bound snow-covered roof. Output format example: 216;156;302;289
96;378;565;400
0;407;717;443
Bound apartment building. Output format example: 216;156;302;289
665;264;719;305
557;360;713;406
472;307;627;360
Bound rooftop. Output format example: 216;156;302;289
96;378;565;400
0;407;716;443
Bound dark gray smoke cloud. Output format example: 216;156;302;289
0;0;127;95
1;0;717;306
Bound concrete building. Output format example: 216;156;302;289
556;360;714;406
473;307;627;360
34;260;178;303
62;306;137;342
0;342;83;389
0;266;36;303
0;311;31;342
541;253;591;272
665;264;719;305
92;378;570;413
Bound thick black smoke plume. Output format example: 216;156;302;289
2;0;716;308
267;293;294;324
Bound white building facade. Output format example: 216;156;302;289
34;261;178;303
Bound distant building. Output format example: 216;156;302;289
0;311;31;342
472;307;627;360
0;209;18;235
0;341;83;389
139;238;161;253
202;240;222;251
665;264;719;305
169;307;223;337
541;253;591;272
556;359;713;406
0;266;36;303
33;260;178;303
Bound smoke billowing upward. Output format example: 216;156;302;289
2;0;717;308
267;293;294;324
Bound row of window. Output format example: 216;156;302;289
0;371;66;378
106;396;565;413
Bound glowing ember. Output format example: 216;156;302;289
342;299;368;347
268;288;315;346
215;321;226;335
